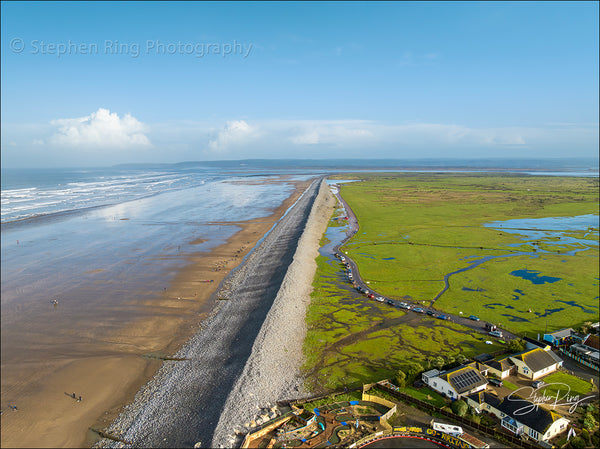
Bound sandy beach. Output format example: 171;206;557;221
93;178;331;448
0;177;313;449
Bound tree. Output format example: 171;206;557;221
406;362;424;382
578;322;594;335
455;354;467;365
433;356;445;369
451;399;468;417
396;370;407;388
507;338;527;353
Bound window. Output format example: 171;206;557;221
529;428;538;439
433;382;437;387
523;367;529;374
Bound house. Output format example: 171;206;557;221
543;328;575;347
466;392;569;443
568;334;600;368
583;334;600;351
483;357;514;379
422;363;488;399
509;348;563;380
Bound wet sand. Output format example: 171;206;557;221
95;178;325;448
0;179;313;449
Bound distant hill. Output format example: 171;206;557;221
114;157;598;171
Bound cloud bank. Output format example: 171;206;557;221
50;108;151;148
1;112;597;167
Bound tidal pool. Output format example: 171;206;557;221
510;269;561;284
484;214;599;249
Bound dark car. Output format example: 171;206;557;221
386;299;394;305
437;314;447;320
426;310;435;316
532;380;545;388
469;315;480;321
488;378;503;387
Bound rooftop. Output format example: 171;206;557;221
510;348;561;373
442;364;488;394
485;358;514;372
546;328;574;339
496;395;567;434
583;334;600;351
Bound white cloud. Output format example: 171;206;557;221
50;108;151;148
208;120;259;152
290;121;374;146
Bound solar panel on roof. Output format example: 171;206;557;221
451;369;482;391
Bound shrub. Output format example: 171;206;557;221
450;399;468;417
469;414;481;424
583;412;597;431
569;436;585;449
554;436;567;448
591;430;600;447
581;429;590;443
396;370;407;388
406;362;424;382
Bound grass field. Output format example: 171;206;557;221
336;173;599;336
539;372;596;398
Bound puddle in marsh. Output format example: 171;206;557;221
483;214;599;249
510;269;561;284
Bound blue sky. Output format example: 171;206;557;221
1;1;598;167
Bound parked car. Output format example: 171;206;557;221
469;315;480;321
398;302;410;309
426;310;435;316
375;296;384;302
532;380;545;388
485;323;497;332
437;314;448;320
489;330;503;338
488;378;503;387
413;307;425;313
386;299;394;305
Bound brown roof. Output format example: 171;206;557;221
583;334;600;351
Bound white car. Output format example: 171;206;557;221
489;330;503;338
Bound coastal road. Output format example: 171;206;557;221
331;184;518;342
107;178;324;448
